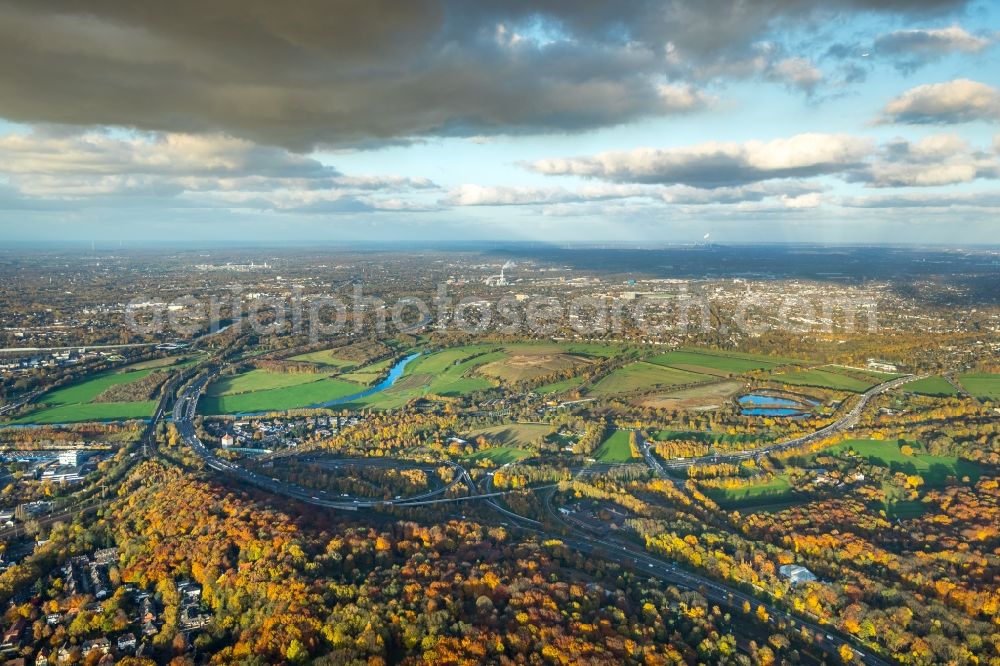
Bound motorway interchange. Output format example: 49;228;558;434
166;370;917;666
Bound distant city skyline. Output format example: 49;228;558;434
1;1;999;243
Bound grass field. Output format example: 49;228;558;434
638;381;742;410
652;429;771;445
463;447;533;465
205;369;330;396
10;401;158;424
338;347;501;409
958;373;1000;400
648;350;778;375
127;355;199;371
198;377;365;414
36;367;160;406
536;377;584;395
703;475;794;506
821;439;984;484
905;376;960;397
820;365;903;382
342;342;629;407
768;368;874;392
288;349;358;368
338;358;393;385
465;422;552;448
592;430;639;463
678;348;805;365
10;364;166;424
479;351;591;383
590;362;706;396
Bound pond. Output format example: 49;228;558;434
738;391;813;417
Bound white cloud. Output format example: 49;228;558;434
840;191;1000;209
880;79;1000;124
527;131;1000;192
528;133;874;187
0;129;436;213
446;181;826;212
862;133;999;187
443;183;659;206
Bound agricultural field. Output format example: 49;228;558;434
702;475;794;507
535;377;584;395
592;430;638;463
288;349;358;368
820;439;985;485
341;347;501;409
820;365;903;382
465;422;552;448
205;369;328;396
9;401;158;424
198;376;364;415
10;364;165;424
478;349;591;383
338;357;393;385
958;373;1000;400
589;361;706;396
767;367;875;393
638;381;742;410
904;376;960;397
647;350;781;375
463;446;533;465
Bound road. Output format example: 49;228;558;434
657;373;924;470
169;366;906;665
554;523;884;665
173;372;551;510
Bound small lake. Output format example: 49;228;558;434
738;391;813;417
739;394;803;408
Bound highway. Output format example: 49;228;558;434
169;367;906;665
549;520;886;665
172;372;551;511
466;471;890;666
657;374;924;470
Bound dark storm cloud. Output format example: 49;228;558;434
0;0;970;149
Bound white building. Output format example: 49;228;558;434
779;564;818;586
866;358;899;373
58;450;83;466
221;434;234;447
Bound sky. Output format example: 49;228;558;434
0;0;998;245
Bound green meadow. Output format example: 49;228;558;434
959;373;1000;400
465;422;553;448
768;368;874;392
463;447;533;465
905;376;960;397
592;430;639;463
590;362;706;396
198;376;364;415
647;350;779;374
703;475;794;507
10;364;163;424
821;439;984;485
